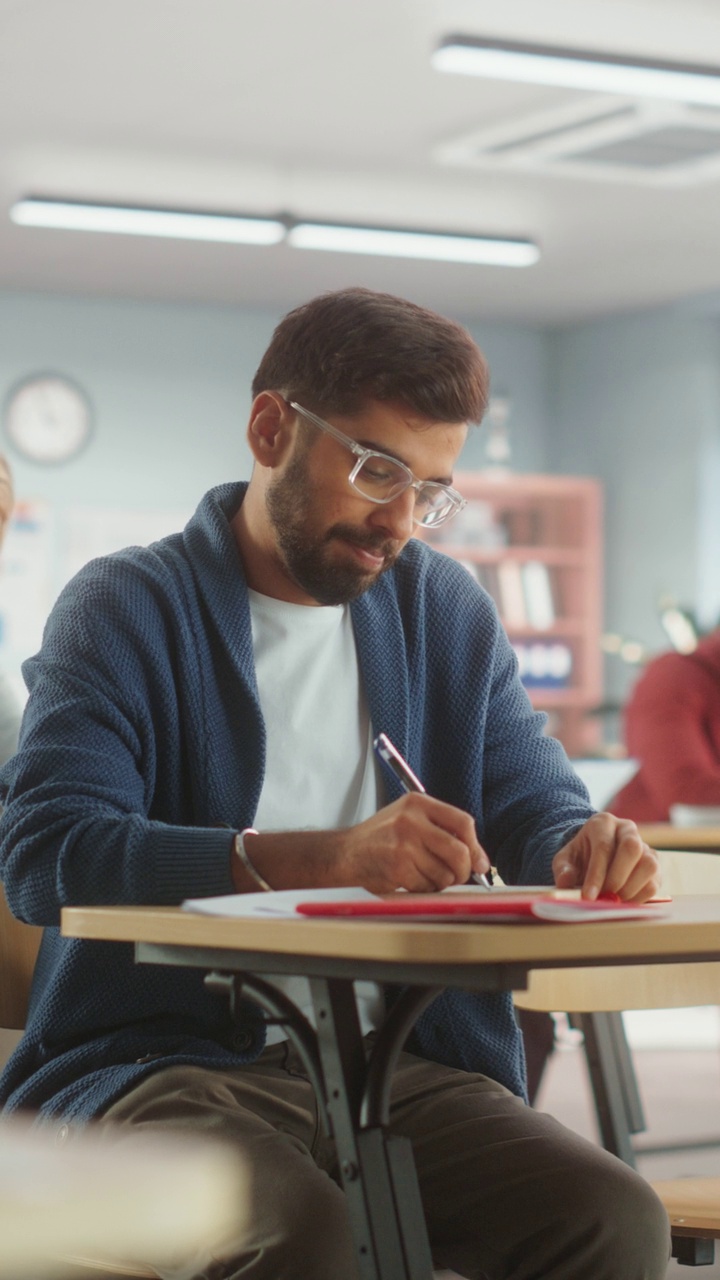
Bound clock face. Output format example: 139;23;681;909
3;373;93;464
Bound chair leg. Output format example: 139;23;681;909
570;1011;646;1167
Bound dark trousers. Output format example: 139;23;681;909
101;1038;670;1280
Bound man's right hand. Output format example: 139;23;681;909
235;794;490;895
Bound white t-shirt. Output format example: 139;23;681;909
248;589;385;1044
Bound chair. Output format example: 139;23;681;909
0;879;42;1030
514;849;720;1265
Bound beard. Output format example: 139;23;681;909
265;449;400;606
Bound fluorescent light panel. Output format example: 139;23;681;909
10;198;286;245
433;36;720;107
9;197;539;268
288;222;539;266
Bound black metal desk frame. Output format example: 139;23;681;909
131;929;720;1279
137;941;529;1280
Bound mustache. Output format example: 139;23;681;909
325;523;400;564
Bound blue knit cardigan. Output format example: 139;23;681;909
0;484;593;1126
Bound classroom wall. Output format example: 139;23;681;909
547;305;720;703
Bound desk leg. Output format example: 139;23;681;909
572;1011;645;1168
310;977;435;1280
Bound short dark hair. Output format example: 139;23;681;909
252;288;489;424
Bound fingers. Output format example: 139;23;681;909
364;793;490;892
554;813;661;903
412;794;491;884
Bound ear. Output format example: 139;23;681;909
246;392;295;469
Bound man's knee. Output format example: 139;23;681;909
563;1157;671;1279
220;1164;359;1280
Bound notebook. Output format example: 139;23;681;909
295;893;671;923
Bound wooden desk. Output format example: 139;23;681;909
639;825;720;852
62;899;720;1280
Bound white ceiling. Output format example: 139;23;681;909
2;0;720;323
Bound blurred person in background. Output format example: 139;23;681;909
0;455;21;766
611;631;720;821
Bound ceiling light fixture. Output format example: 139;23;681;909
287;221;539;266
10;197;286;245
432;35;720;107
9;197;540;268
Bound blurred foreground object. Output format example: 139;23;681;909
0;1117;248;1276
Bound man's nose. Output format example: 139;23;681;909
367;487;416;541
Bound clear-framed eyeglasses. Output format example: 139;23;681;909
289;401;467;529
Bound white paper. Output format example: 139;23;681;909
182;886;379;919
669;804;720;827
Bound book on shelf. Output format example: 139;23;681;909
496;561;527;628
498;506;540;547
475;563;500;607
514;641;572;689
521;560;556;629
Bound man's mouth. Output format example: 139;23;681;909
345;541;387;569
334;533;397;572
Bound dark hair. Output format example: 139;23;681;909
252;287;489;423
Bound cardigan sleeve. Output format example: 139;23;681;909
478;612;595;883
399;546;596;885
0;559;238;927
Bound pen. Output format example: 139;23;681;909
372;732;494;888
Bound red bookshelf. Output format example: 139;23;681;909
422;471;603;755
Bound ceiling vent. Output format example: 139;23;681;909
435;96;720;185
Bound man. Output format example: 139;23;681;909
612;628;720;821
0;455;21;766
0;289;667;1279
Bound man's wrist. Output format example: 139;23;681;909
228;827;352;893
232;829;274;893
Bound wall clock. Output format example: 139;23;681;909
2;373;93;465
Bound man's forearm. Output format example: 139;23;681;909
230;827;353;893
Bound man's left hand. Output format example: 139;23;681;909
552;813;661;902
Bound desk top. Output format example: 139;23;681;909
62;897;720;970
638;825;720;851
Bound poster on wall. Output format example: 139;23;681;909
0;503;194;704
59;506;194;585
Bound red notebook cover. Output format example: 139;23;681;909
295;894;670;922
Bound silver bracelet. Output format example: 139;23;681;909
233;828;273;893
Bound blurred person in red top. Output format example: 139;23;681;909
611;629;720;822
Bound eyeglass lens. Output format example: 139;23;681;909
352;455;457;527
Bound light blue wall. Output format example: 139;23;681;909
462;320;553;474
0;291;279;511
548;306;720;702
